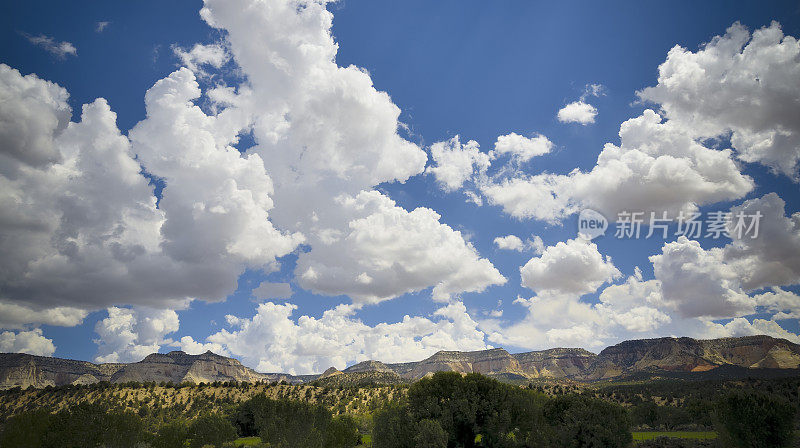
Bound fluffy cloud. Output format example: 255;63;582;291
179;300;489;374
23;33;77;59
294;190;506;303
488;195;800;351
754;288;800;320
704;318;800;344
0;329;56;356
557;101;597;124
638;22;800;178
0;64;70;170
482;109;754;221
494;235;544;253
643;194;800;320
0;65;301;317
494;235;525;251
196;0;503;305
0;302;87;330
484;238;625;350
481;23;800;223
94;307;180;363
0;0;508;337
173;43;230;75
493;133;553;163
650;237;753;318
722;193;800;290
481;173;577;222
520;238;620;296
427;136;491;191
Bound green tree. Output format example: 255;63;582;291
373;402;416;448
188;414;237;448
414;419;448;448
0;408;52;448
325;415;361;448
40;403;144;448
406;372;546;448
715;390;796;448
153;420;190;448
235;394;333;448
544;395;632;448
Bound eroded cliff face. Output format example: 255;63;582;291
344;361;393;374
0;351;270;389
3;335;799;389
405;348;523;380
582;336;800;380
513;348;597;378
111;351;269;384
0;353;116;389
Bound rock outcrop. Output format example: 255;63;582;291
0;353;122;389
3;335;799;389
513;348;597;378
582;335;800;380
404;348;523;380
111;351;269;384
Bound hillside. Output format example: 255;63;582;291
2;335;799;389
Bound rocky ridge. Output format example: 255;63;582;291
2;335;799;389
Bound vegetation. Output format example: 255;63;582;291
631;431;717;441
0;373;798;447
374;372;631;448
714;389;797;448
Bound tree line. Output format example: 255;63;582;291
0;372;797;447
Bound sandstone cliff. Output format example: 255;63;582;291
2;335;798;389
0;353;121;389
111;351;269;384
582;335;800;380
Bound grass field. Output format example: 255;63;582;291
632;431;718;442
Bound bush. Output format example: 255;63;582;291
0;408;52;448
234;394;336;448
414;419;448;448
188;413;237;448
373;403;416;448
373;372;548;448
34;403;145;448
153;420;190;448
325;415;361;448
715;390;796;448
544;395;632;448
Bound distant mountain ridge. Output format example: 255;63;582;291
2;335;799;389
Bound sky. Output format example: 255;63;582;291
1;0;799;375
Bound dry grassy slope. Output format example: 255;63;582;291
0;383;405;421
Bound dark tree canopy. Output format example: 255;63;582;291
715;389;797;448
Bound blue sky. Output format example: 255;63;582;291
1;0;799;373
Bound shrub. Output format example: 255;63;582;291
188;413;237;448
715;389;796;448
543;395;632;448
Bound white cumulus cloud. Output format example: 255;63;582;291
638;22;800;179
557;101;597;124
0;329;56;357
180;300;490;374
94;307;180;363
